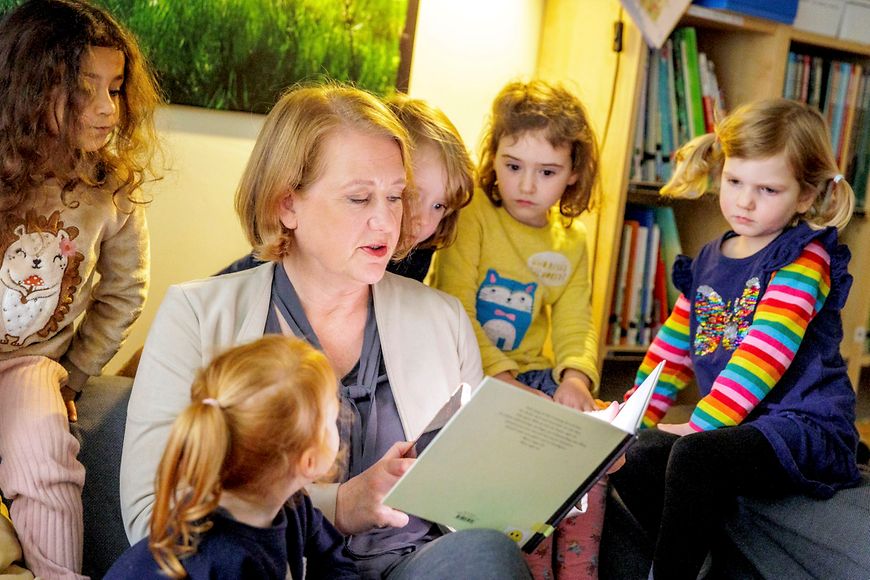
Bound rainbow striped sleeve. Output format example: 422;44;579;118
689;241;831;431
632;294;694;428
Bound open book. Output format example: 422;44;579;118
384;361;665;552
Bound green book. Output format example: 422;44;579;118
677;27;706;138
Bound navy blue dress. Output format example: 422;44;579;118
674;223;861;497
105;493;359;579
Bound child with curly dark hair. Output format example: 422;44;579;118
0;1;161;576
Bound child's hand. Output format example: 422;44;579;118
60;385;78;422
585;400;620;423
657;422;695;436
334;441;413;535
606;453;627;474
554;370;596;411
59;358;87;422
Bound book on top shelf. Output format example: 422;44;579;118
618;0;692;49
675;27;706;138
383;362;667;553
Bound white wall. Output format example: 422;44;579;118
408;0;544;151
107;0;544;372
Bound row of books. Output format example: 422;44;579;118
606;204;683;347
783;53;869;210
630;27;724;184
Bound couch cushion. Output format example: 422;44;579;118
71;375;133;579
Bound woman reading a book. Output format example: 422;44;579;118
119;83;531;580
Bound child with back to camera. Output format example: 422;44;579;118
610;98;862;580
106;335;359;579
430;79;605;579
218;92;474;283
0;0;161;577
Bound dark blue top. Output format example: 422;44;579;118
674;223;860;497
104;493;359;579
263;264;439;564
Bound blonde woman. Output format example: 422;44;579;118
120;84;531;580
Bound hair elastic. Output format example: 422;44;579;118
833;174;844;184
202;398;221;408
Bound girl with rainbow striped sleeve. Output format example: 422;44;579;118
610;98;862;580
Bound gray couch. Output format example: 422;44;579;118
70;376;870;579
599;467;870;579
71;375;134;578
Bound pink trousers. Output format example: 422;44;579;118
0;357;86;580
524;478;608;580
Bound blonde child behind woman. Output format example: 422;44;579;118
106;335;359;579
611;98;860;580
0;1;161;577
431;79;605;579
383;93;474;280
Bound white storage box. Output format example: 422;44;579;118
792;0;845;36
838;0;870;44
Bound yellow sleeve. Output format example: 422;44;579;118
550;229;600;391
430;204;519;377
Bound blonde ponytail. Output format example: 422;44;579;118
149;399;229;578
660;133;720;199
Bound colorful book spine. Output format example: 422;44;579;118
640;223;661;345
608;223;635;345
631;59;649;181
654;206;683;310
619;220;641;345
677;27;706;138
671;31;691;146
658;47;674;180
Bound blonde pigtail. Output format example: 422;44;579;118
804;174;856;232
661;133;720;199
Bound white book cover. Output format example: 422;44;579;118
383;361;666;552
619;0;692;49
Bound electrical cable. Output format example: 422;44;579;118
599;7;624;153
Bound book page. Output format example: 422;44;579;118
612;360;665;433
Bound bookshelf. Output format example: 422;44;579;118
538;1;870;389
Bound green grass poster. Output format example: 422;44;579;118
1;0;415;114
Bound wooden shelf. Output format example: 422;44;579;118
604;345;648;361
789;29;870;58
626;182;721;206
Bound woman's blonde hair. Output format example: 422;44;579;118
477;80;599;220
385;93;473;250
148;335;338;578
235;82;416;262
662;98;855;230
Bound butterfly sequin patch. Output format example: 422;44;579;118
694;277;761;356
